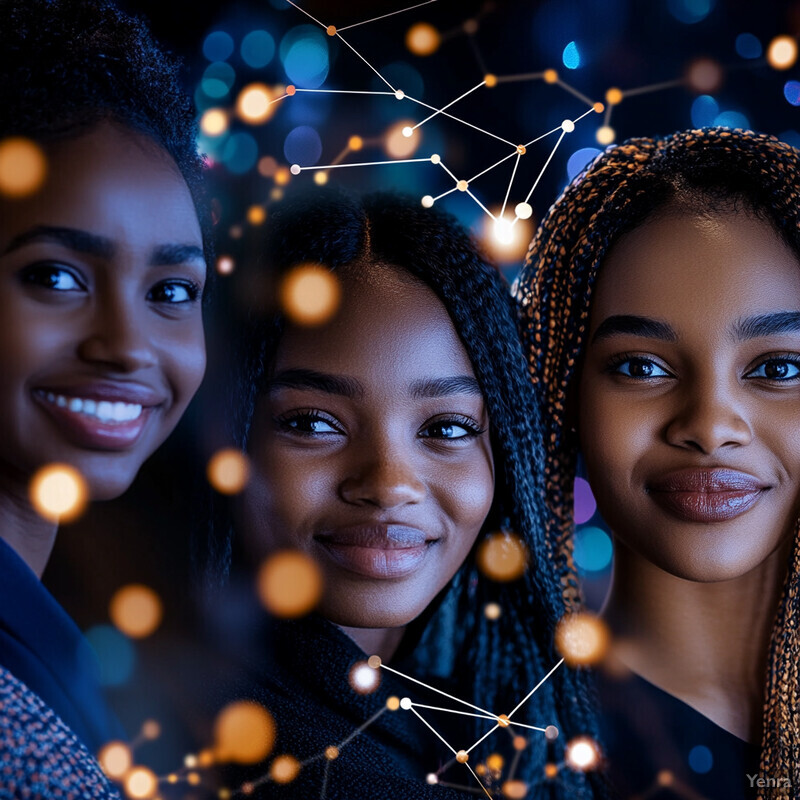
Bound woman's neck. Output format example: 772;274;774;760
337;624;406;663
604;536;790;743
0;476;58;579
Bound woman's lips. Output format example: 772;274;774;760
648;468;769;523
314;524;436;579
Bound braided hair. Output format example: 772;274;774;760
216;187;606;798
513;127;800;795
0;0;212;264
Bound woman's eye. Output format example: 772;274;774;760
745;358;800;381
147;280;200;304
278;413;342;435
21;264;85;292
420;419;480;440
611;357;671;379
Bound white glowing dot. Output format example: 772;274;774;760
430;153;441;164
400;697;412;710
493;217;514;245
290;164;301;175
30;464;88;523
561;119;576;133
421;195;434;208
395;90;405;100
545;725;559;741
515;202;533;220
596;125;616;146
426;774;439;784
402;126;414;138
349;662;380;693
565;737;600;771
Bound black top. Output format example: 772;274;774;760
598;668;761;800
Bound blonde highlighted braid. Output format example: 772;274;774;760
513;127;800;797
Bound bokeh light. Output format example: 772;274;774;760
257;550;323;618
555;612;610;666
486;753;504;771
667;0;715;24
596;126;615;145
562;41;581;70
767;36;798;70
406;22;440;56
200;108;229;137
687;57;723;93
690;94;719;127
241;30;276;68
688;745;713;774
502;780;528;799
565;736;601;771
270;755;300;784
279;264;341;326
349;660;381;694
283;32;329;88
735;32;762;59
98;741;132;779
85;625;136;687
29;463;88;524
482;212;533;262
477;531;528;582
237;83;275;124
221;132;259;174
0;138;47;198
247;205;267;225
207;448;251;495
573;526;613;573
109;584;163;639
573;477;597;523
784;81;800;106
566;148;601;181
202;61;236;99
203;31;234;62
284;125;323;166
217;256;235;275
484;602;502;620
713;109;749;128
214;700;276;764
385;120;421;158
124;766;158;799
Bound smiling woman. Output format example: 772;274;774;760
515;128;800;800
0;0;210;795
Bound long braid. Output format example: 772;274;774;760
514;127;800;797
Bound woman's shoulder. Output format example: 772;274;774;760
0;666;121;799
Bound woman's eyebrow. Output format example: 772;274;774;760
150;243;205;266
3;225;113;258
409;376;483;398
267;368;365;398
733;311;800;341
591;314;678;344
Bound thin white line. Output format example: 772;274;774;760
465;762;494;799
267;93;290;105
409;707;458;755
436;160;459;183
433;186;458;202
495;71;545;83
508;659;564;718
379;663;495;717
506;721;548;732
411;81;486;131
622;77;685;97
338;707;386;748
404;95;517;147
284;0;326;29
467;148;518;183
338;0;438;31
410;702;499;722
336;33;396;92
501;152;521;218
296;158;431;170
571;106;597;124
295;89;395;95
557;79;594;107
466;189;495;220
521;131;566;205
465;722;500;754
523;124;563;148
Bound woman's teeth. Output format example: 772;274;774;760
43;392;143;423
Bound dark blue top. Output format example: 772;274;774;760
0;536;122;754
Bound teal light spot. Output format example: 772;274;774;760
202;62;236;99
203;31;234;62
562;41;581;69
573;526;613;573
222;133;258;174
86;625;135;687
284;39;329;88
735;32;762;59
690;95;719;127
713;110;749;129
241;30;276;69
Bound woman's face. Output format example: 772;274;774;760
0;123;206;500
579;207;800;582
243;265;495;628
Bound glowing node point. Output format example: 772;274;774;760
502;780;528;799
657;770;674;787
386;696;401;711
109;584;163;639
487;753;504;771
565;736;601;772
406;22;440;56
544;763;559;779
188;772;201;785
484;601;502;619
768;35;798;70
513;735;527;750
98;742;132;779
596;126;616;145
484;73;497;88
270;755;300;784
395;90;405;100
325;746;339;760
348;135;363;151
216;256;234;275
400;697;413;710
463;19;478;35
278;264;341;328
456;750;469;764
555;612;610;666
402;126;414;138
241;783;254;796
687;57;723;93
125;767;158;799
593;101;605;113
0;137;47;198
286;85;296;96
275;166;291;186
561;119;575;133
605;87;623;105
350;661;381;693
426;773;439;785
207;449;250;495
494;217;514;244
497;714;510;728
430;153;441;164
290;164;301;175
421;195;434;208
30;464;87;524
213;701;276;765
367;655;382;669
545;725;559;741
476;764;486;776
236;83;274;124
218;790;231;800
515;202;533;220
543;69;558;83
313;171;329;185
326;25;337;36
199;749;215;767
247;205;266;226
200;108;228;137
142;720;160;740
456;180;468;192
516;144;527;155
477;531;528;582
167;775;178;784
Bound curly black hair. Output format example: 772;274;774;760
0;0;211;262
204;187;607;798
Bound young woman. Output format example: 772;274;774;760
0;0;209;793
515;127;800;799
206;189;605;799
